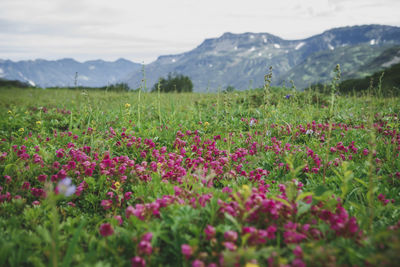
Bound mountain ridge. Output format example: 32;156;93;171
2;24;400;90
0;58;141;88
125;24;400;91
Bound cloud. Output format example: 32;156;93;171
0;0;399;62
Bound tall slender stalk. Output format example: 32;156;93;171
263;66;273;121
142;63;147;92
51;198;59;267
138;63;146;129
322;64;341;184
217;86;220;122
45;184;59;267
366;104;376;232
377;72;385;98
157;79;162;125
137;87;141;129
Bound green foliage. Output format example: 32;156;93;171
311;63;400;96
151;73;193;93
0;78;33;88
339;63;400;96
102;83;130;92
46;83;131;92
224;85;235;93
0;86;399;266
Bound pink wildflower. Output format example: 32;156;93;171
101;199;113;210
224;230;238;242
138;240;152;255
99;223;114;237
223;242;237;251
181;244;192;260
204;225;216;240
37;174;47;182
192;259;205;267
131;256;146;267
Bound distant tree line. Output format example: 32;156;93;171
0;78;133;92
152;73;193;93
0;78;33;88
52;83;131;92
38;83;131;92
102;83;130;92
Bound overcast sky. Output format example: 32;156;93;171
0;0;399;63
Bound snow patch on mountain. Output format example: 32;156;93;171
382;56;400;68
262;36;268;43
295;42;305;50
0;58;140;87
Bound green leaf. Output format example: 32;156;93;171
314;185;329;196
62;219;86;267
4;163;17;175
271;196;291;208
354;178;368;188
296;192;313;202
224;213;241;232
298;200;312;217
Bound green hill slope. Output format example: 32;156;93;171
346;46;400;78
339;62;400;95
277;44;391;89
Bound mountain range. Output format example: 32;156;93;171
1;24;400;91
0;58;141;88
125;24;400;91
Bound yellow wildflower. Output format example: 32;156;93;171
18;128;24;132
242;184;250;192
245;263;259;267
36;121;42;125
125;103;131;108
114;182;121;189
240;184;251;198
204;121;209;127
7;110;12;114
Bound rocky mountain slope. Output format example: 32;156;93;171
2;25;400;90
0;58;141;88
125;24;400;91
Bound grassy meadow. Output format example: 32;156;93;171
0;85;399;267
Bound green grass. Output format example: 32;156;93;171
0;87;399;267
